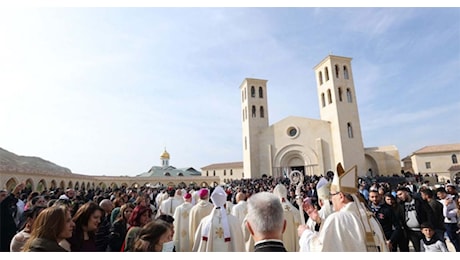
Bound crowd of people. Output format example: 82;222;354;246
1;167;460;252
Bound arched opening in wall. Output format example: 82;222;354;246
276;149;319;178
452;154;458;164
178;182;187;188
346;88;353;103
318;71;323;85
167;182;175;188
347;122;354;138
59;180;65;190
111;183;118;189
68;181;73;190
364;154;379;177
5;178;17;192
343;65;349;79
282;154;306;179
25;178;34;192
230;169;233;176
131;183;139;189
50;180;57;191
252;105;256;117
200;182;209;188
213;170;216;176
335;64;340;78
325;67;329;81
164;172;171;176
177;172;184;176
260;106;264;118
327;89;332;104
91;182;95;190
121;183;128;189
224;169;226;176
251;86;255;97
74;181;79;191
321;93;325;107
259;87;263;98
338;87;343;102
99;182;107;190
37;179;47;193
81;182;86;191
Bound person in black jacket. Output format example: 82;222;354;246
0;183;24;251
245;191;287;252
419;187;446;246
107;203;134;252
396;186;434;252
368;190;402;252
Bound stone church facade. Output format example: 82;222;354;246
238;54;401;180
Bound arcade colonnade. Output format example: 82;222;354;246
0;171;220;193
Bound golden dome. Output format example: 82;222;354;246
160;149;170;159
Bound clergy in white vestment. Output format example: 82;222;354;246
188;188;213;249
304;177;333;233
231;192;248;225
272;183;301;252
298;163;389;252
172;192;194;252
192;186;245;252
158;188;183;218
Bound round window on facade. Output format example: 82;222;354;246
287;126;299;138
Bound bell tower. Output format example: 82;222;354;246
314;55;365;173
240;78;269;179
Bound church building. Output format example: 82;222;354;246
207;54;402;181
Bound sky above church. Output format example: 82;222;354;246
0;3;459;176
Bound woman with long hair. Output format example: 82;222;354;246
107;203;134;252
121;204;152;252
132;219;173;252
22;206;75;252
67;201;104;252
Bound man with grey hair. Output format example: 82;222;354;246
245;192;287;252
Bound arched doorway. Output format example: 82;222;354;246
5;178;18;192
37;179;47;193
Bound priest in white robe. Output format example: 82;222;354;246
298;163;388;252
172;192;194;252
188;188;213;248
192;186;245;252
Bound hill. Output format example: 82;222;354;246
0;147;72;175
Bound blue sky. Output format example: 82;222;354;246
0;7;459;176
